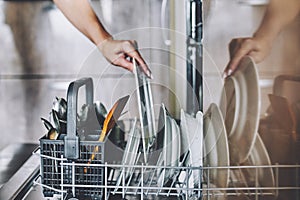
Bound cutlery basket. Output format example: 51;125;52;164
39;78;105;199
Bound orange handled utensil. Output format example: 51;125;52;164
84;95;129;173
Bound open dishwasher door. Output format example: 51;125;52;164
0;143;41;200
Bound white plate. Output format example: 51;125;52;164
114;118;140;190
157;104;181;187
156;104;169;187
168;114;181;175
220;56;260;164
203;103;229;188
180;109;203;186
241;134;275;190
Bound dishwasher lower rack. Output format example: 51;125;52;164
38;138;105;200
34;148;300;200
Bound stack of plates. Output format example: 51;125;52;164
203;103;230;188
220;56;261;165
114;118;141;192
201;56;274;191
156;104;181;187
218;56;275;190
240;134;275;190
180;109;203;186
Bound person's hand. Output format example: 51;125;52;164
223;36;272;78
98;38;152;78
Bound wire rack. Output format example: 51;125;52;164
34;148;300;200
35;78;300;199
38;139;104;199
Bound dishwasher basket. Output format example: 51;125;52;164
40;78;105;199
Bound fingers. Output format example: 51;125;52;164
130;40;138;49
224;38;255;78
99;39;152;78
113;55;134;72
122;40;153;79
128;50;152;78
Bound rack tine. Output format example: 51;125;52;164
108;165;117;183
145;168;156;195
144;166;153;185
134;178;142;195
167;151;190;196
176;171;186;196
125;152;141;194
196;166;202;199
167;167;184;196
122;166;126;199
112;168;124;194
154;152;164;196
135;172;143;194
238;166;251;195
255;166;259;200
230;169;241;196
187;166;193;197
207;166;209;200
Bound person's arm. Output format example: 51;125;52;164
53;0;152;78
224;0;300;77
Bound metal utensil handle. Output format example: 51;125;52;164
64;77;94;159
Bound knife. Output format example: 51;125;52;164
84;95;129;173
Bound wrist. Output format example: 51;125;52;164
94;33;113;46
253;30;275;48
97;36;113;53
88;21;113;46
253;20;282;47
